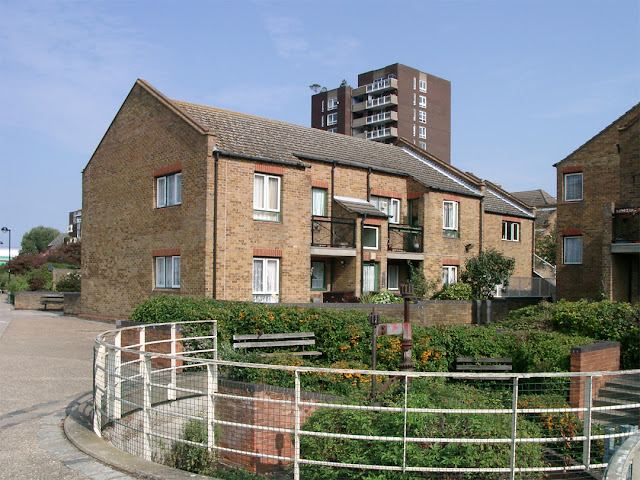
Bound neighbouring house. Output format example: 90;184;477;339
80;79;534;319
67;209;82;242
512;189;557;236
554;102;640;302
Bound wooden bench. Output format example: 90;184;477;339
41;293;64;310
233;332;321;357
455;357;512;378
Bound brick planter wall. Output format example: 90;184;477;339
569;341;620;412
63;292;82;315
118;324;184;370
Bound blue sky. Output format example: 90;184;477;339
1;0;638;247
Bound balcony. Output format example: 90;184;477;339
387;225;424;260
352;94;398;113
352;111;398;129
311;217;357;255
612;208;640;253
352;77;398;97
367;127;398;141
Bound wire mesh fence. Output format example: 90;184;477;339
93;321;640;479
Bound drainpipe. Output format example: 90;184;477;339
367;168;372;201
213;149;219;299
479;182;486;253
361;213;367;296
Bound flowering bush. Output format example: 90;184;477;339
370;291;402;304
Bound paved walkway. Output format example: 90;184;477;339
0;295;136;479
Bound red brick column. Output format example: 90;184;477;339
569;341;620;411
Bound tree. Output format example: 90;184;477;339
461;249;515;299
309;84;322;93
535;228;557;265
20;226;60;254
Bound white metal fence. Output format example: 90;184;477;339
94;321;640;479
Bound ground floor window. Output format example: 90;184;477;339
155;256;180;289
363;262;379;293
388;264;399;290
563;236;582;264
253;257;279;302
442;265;457;285
311;261;326;290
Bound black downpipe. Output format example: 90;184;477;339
213;149;219;299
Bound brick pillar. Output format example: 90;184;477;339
569;341;620;411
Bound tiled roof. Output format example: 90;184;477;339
334;196;389;217
511;189;556;208
485;186;535;219
171;99;482;198
135;80;535;220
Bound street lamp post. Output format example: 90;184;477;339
1;227;11;285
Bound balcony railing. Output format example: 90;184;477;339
366;111;391;124
367;128;391;140
613;207;640;243
311;217;356;248
367;95;392;108
388;224;423;252
366;78;392;93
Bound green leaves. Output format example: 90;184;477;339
460;249;515;299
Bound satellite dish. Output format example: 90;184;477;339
46;265;55;272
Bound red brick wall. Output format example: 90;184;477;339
569;341;620;412
119;326;184;370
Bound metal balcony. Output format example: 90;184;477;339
612;207;640;253
388;225;423;252
352;94;398;113
311;217;356;249
352;77;398;96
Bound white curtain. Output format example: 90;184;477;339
363;264;375;292
564;237;582;264
156;177;166;208
172;256;181;288
312;188;326;216
155;257;165;288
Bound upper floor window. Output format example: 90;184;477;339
563;236;582;264
502;221;520;241
564;173;583;202
419;79;427;92
363;226;379;250
327;98;338;110
253;173;280;221
418;126;427;139
413;77;416;90
413;93;416;106
418;141;427;150
327;113;338;126
321;100;325;112
419;95;427;108
321;116;325;127
442;265;457;285
371;196;400;224
443;201;459;238
419;111;427;123
155;255;180;289
156;172;182;208
312;187;327;216
328;128;337;133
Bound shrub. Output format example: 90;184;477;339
0;253;45;275
370;291;402;304
45;242;81;266
27;275;47;291
300;378;544;479
56;272;81;292
431;282;472;300
460;249;515;299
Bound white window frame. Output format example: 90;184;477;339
418;110;427;124
564;173;583;202
321;100;325;112
418;126;427;139
413;93;416;106
253;257;280;303
413;77;416;90
253;173;281;221
312;187;327;216
413;109;416;121
563;236;582;264
327;127;337;133
388;264;399;290
418;141;426;150
156;172;182;208
327;113;338;126
419;95;427;108
321;115;325;127
502;221;520;241
327;97;338;111
419;79;427;93
442;266;457;285
363;226;379;250
155;256;180;289
390;198;400;224
443;201;459;231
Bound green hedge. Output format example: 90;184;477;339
131;296;594;375
499;299;639;369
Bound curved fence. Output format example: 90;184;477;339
93;321;640;479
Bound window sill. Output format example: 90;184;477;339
501;239;520;242
155;204;182;210
153;288;181;293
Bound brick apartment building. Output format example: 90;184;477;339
80;79;533;319
311;63;451;164
555;102;640;302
